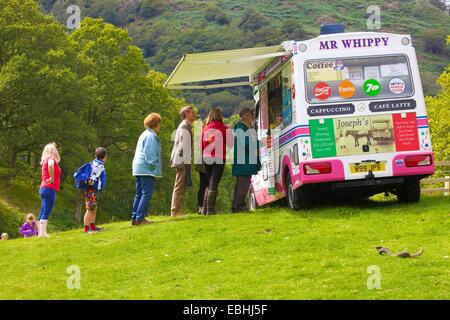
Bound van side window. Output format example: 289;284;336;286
268;73;283;129
259;84;269;133
282;64;293;127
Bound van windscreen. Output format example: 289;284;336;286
304;55;414;104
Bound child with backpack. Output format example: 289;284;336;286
74;147;107;233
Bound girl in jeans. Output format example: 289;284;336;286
38;142;61;238
201;108;233;214
131;113;162;225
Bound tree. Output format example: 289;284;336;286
139;0;165;19
429;0;448;11
281;19;308;41
421;28;449;54
426;38;450;161
238;8;270;31
0;0;88;173
204;5;229;25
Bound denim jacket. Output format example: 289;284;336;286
132;128;162;178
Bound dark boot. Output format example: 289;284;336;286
206;190;217;215
202;187;209;215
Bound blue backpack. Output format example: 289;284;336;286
73;162;92;190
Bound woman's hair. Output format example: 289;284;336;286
144;113;162;129
204;107;223;125
40;142;61;165
26;213;35;222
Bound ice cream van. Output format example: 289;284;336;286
165;24;434;210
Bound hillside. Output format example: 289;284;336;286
0;195;449;299
40;0;450;115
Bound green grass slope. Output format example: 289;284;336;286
0;178;80;238
1;196;449;300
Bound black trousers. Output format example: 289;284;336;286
204;164;225;192
232;176;252;211
198;171;209;207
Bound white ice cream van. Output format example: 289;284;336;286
165;25;434;210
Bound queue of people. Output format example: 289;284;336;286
6;105;260;239
168;106;260;217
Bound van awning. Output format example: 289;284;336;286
164;45;288;90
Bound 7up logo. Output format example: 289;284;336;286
363;79;381;97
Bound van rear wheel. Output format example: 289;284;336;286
286;174;310;210
396;178;421;203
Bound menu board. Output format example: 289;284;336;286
392;113;419;151
310;113;419;158
310;119;337;158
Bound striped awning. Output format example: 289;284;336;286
164;45;288;89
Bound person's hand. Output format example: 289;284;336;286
45;177;54;184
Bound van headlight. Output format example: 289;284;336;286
298;43;307;52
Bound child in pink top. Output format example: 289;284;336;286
37;143;62;238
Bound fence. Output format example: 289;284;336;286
421;161;450;196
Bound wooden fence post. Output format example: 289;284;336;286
445;176;449;197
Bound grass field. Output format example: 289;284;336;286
0;195;449;300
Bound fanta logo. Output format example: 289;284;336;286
338;80;356;99
314;82;331;100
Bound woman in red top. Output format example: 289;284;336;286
201;107;233;214
38;142;61;238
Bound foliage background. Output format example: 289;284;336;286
0;0;449;238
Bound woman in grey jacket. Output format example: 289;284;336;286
131;113;162;225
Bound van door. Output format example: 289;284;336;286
257;83;272;194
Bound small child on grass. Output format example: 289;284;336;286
19;213;38;238
83;147;107;233
1;233;8;240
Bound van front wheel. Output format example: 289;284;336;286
396;178;421;203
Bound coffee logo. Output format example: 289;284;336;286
306;61;336;70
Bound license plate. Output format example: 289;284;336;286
350;162;386;173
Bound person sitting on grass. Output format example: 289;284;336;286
82;147;107;233
19;213;39;238
1;233;8;241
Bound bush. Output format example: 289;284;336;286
421;28;449;54
238;8;270;31
204;5;229;25
421;71;441;97
139;0;165;19
281;19;308;41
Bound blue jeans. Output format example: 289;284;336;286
132;176;154;221
38;187;56;220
